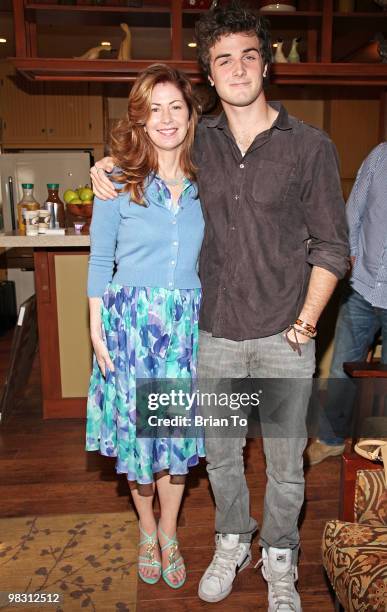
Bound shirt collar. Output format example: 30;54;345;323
146;173;197;200
206;101;292;132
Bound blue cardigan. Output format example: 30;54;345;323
87;176;205;297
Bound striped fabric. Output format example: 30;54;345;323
347;142;387;309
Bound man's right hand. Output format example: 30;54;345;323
90;156;117;200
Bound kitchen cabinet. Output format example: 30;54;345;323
0;61;103;148
0;61;46;143
0;232;91;419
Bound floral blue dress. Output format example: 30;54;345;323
86;177;205;492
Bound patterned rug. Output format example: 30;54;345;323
0;512;138;611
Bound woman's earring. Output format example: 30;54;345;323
263;66;268;78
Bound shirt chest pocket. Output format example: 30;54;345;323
251;159;296;208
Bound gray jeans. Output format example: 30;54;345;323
198;330;315;557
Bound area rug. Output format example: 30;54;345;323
0;512;138;611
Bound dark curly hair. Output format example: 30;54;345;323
195;2;272;80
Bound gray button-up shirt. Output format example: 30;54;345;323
195;102;349;341
348;142;387;309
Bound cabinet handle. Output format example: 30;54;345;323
41;128;45;133
49;128;54;134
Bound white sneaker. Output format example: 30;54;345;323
260;547;302;612
198;533;251;603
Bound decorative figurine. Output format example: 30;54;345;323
75;44;112;60
288;37;301;63
274;39;288;63
375;32;387;62
118;23;132;61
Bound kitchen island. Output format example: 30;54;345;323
0;230;92;418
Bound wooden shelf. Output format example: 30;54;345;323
9;57;203;82
333;11;387;17
9;57;387;85
257;11;323;17
10;0;387;85
25;3;170;12
183;9;323;16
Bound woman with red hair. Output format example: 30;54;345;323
86;64;205;589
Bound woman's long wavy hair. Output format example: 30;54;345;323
110;64;199;205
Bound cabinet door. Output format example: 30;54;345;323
88;84;104;143
45;82;91;143
0;61;46;144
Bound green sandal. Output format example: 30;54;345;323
138;524;161;585
158;526;186;589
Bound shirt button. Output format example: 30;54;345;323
377;282;381;287
171;260;175;265
231;226;236;231
234;195;239;200
169;282;173;287
173;241;178;246
172;220;177;225
239;163;245;169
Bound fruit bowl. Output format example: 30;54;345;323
66;202;93;232
66;203;93;217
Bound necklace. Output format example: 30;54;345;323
159;174;185;187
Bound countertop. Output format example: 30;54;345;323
0;230;90;248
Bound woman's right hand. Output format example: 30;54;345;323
90;156;117;200
91;333;115;378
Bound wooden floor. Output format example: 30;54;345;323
0;335;340;611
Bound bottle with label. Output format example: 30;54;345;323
45;184;66;229
17;184;40;234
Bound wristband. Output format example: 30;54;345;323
293;327;315;339
294;318;317;337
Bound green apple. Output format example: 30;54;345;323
63;189;79;204
79;187;94;201
70;198;83;204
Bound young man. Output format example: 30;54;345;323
90;5;348;610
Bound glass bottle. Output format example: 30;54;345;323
45;184;66;229
17;183;40;234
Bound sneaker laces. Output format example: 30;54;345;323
206;543;245;581
256;558;299;611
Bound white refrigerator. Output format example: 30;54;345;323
0;151;91;308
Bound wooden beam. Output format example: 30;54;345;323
379;89;387;141
9;58;387;86
171;0;183;61
321;0;333;63
306;24;318;63
26;22;37;57
12;0;27;57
